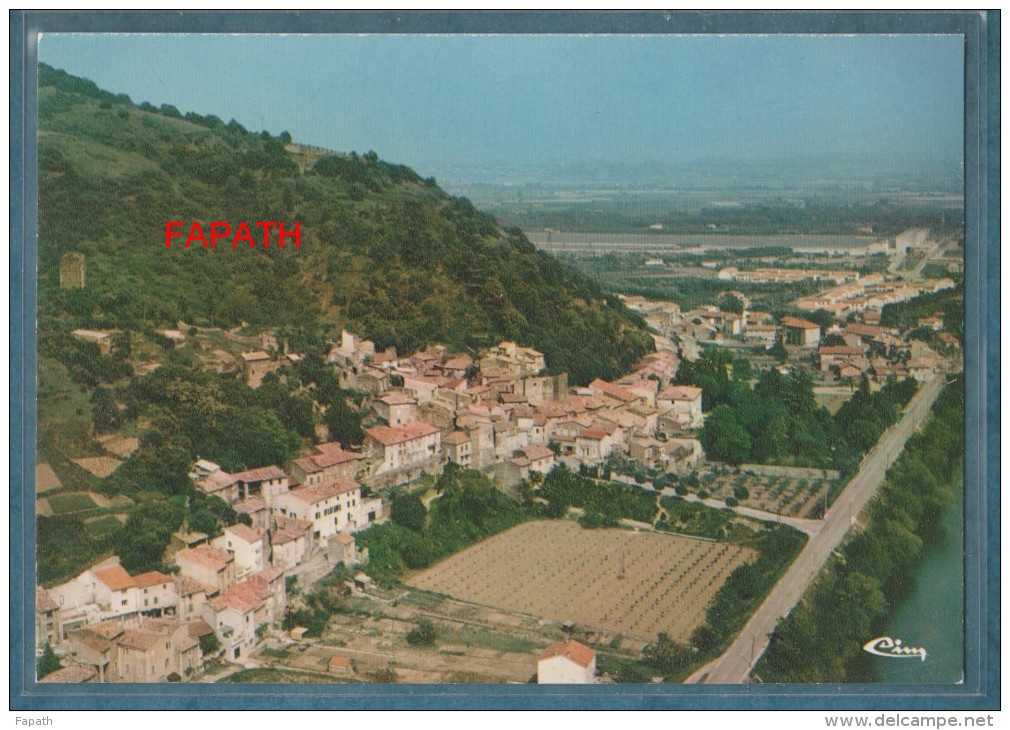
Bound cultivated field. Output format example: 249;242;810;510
408;520;756;642
698;468;837;519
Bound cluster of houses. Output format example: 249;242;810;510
36;557;287;683
323;335;707;491
36;447;381;681
621;277;956;385
792;274;956;322
39;333;713;682
718;266;861;286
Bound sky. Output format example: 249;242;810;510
38;33;964;182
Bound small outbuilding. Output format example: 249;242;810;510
537;639;597;684
328;655;353;675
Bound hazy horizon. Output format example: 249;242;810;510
39;33;965;189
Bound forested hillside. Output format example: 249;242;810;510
38;63;653;386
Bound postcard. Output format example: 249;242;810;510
11;11;997;711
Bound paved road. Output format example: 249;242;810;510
686;375;944;684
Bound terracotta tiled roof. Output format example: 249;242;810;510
819;345;864;356
659;385;703;401
377;392;416;406
329;655;352;668
308;442;362;469
39;664;97;683
270;526;305;545
224;523;265;543
232;465;287;483
212;580;267;613
241;351;270;362
133;570;172;588
365;422;440;447
442;431;470;446
844;323;888;337
539;640;595;668
176;577;212;597
256;566;285;583
36;586;58;612
91;621;126;640
587;379;638;403
579;429;607;441
781;316;821;329
187;618;215;639
287;478;359;505
199;469;238;492
443;356;472;370
522;444;554;461
93;565;135;592
234;497;267;514
118;629;164;651
176;545;232;572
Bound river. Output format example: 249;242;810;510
871;480;965;684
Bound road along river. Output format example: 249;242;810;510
686;376;944;684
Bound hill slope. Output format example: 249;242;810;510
37;64;653;385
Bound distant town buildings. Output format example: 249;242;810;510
781;316;822;348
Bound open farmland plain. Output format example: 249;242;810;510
525;231;878;255
408;520;756;642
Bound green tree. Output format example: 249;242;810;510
37;643;62;679
768;339;788;362
691;624;719;653
188;508;218;536
701;405;752;465
405;619;438;647
199;633;220;656
90;386;120;433
718;292;744;314
323;397;364;446
390;494;427;531
114;501;184;574
643;632;691;672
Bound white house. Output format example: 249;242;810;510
521;444;555;474
441;430;473;467
363;422;441;477
287;441;363;487
48;563;178;634
174;545;236;593
374;392;419;426
212;524;267;580
271;478;365;541
781;316;822;348
231;466;290;506
657;385;704;430
270;526;310;570
202;578;272;661
537;640;596;684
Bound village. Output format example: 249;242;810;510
37;228;962;685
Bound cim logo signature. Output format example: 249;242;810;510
863;636;927;662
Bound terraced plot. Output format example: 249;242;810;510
408;520;756;642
